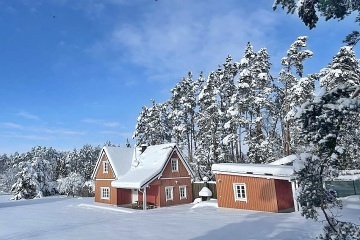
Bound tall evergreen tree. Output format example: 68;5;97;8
277;36;315;156
195;71;222;177
169;71;199;163
295;46;360;239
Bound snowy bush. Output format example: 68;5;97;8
57;172;85;197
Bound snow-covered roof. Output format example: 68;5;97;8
268;155;297;166
212;163;294;179
92;146;133;179
111;143;179;189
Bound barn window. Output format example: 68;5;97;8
179;186;187;199
171;158;178;172
101;187;110;200
165;186;173;201
103;161;109;173
233;183;247;202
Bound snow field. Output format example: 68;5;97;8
3;195;358;239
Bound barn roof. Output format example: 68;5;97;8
212;163;294;180
91;146;133;179
111;143;190;189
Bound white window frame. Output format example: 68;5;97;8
179;185;187;200
100;187;110;200
233;183;247;202
165;186;174;201
102;161;109;173
171;158;178;172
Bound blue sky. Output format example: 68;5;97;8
0;0;358;154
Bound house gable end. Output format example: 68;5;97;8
161;150;192;179
93;150;116;180
137;146;193;189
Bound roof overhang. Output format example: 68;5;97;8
212;163;295;181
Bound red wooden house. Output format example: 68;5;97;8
92;143;194;209
92;146;133;205
212;163;298;213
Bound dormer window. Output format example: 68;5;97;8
171;158;178;172
103;161;109;173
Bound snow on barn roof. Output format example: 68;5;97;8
111;143;177;189
268;154;297;165
92;146;133;179
212;163;294;179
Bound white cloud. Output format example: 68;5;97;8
1;122;24;129
82;118;120;127
17;111;40;120
93;1;282;83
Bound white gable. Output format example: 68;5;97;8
103;146;134;177
92;146;133;179
111;143;177;189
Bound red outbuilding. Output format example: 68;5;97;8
212;163;298;213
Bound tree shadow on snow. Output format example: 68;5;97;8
189;210;318;240
0;196;69;209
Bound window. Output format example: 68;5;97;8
233;183;247;202
165;186;173;201
101;187;110;199
179;186;187;200
171;158;178;172
103;161;109;173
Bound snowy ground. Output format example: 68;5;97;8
0;195;359;240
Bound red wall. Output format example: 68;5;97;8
274;179;294;211
215;174;279;212
117;189;132;205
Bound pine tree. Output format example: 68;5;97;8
11;155;54;199
216;56;239;163
11;160;38;200
295;45;360;239
296;86;360;239
277;36;315;156
169;71;199;163
195;71;222;178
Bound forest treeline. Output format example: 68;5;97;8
0;142;119;199
133;36;360;178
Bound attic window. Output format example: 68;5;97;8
103;161;109;174
171;158;179;172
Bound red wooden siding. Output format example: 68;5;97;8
274;179;294;211
157;150;193;207
159;178;193;207
161;151;191;179
94;153;116;180
138;184;160;206
116;189;132;205
94;152;117;205
215;174;279;212
94;180;118;205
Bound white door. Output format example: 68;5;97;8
131;189;138;203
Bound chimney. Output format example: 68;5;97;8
141;144;148;153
